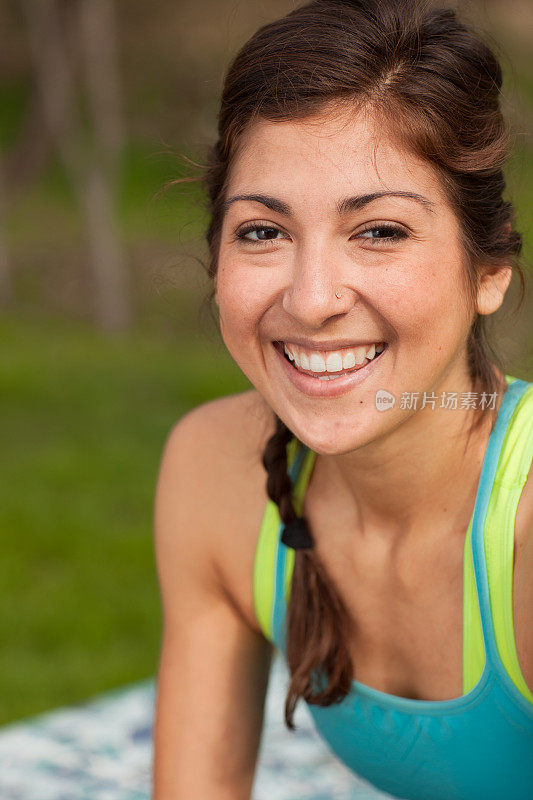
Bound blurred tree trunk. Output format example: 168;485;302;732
0;152;12;306
77;0;131;330
5;88;52;192
80;162;130;329
22;0;132;331
78;0;126;170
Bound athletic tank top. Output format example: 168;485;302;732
253;375;533;800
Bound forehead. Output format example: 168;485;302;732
227;107;446;207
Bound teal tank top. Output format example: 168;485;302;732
253;376;533;800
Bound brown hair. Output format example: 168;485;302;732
197;0;526;729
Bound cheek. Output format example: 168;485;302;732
216;263;273;344
378;261;470;346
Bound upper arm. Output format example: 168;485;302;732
152;401;274;800
515;520;533;694
514;455;533;694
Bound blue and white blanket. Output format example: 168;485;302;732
0;654;396;800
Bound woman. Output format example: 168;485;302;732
152;1;533;798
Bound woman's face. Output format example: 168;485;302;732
214;107;482;454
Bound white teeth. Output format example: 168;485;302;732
284;344;295;361
353;345;367;365
343;351;356;369
326;353;343;372
281;341;386;376
309;353;326;372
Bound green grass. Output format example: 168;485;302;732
0;311;250;724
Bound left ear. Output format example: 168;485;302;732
475;265;513;316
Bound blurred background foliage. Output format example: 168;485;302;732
0;0;531;724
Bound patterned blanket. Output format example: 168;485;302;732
0;654;396;800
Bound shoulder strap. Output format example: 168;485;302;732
462;375;519;692
252;438;313;642
283;446;317;601
271;443;316;648
484;380;533;701
462;374;525;693
467;377;533;701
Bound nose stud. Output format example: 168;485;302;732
335;288;343;299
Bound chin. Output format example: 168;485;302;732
289;413;386;456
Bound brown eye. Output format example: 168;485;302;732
356;225;408;244
236;225;286;242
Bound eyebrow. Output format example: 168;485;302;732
222;190;435;217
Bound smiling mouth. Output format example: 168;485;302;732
274;341;388;380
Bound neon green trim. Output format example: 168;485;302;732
253;500;280;640
284;447;318;601
464;377;533;703
252;437;304;640
461;374;518;693
463;517;485;693
485;382;533;702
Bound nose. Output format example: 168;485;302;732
281;242;357;327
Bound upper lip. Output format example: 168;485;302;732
275;338;386;351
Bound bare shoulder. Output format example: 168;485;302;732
514;389;533;552
513;410;533;693
175;388;274;459
163;389;275;492
514;488;533;694
158;389;276;633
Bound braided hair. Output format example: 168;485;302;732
262;415;355;728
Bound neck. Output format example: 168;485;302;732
318;367;506;549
